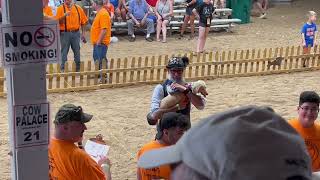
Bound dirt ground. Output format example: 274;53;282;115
1;0;320;179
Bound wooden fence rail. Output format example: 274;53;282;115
0;46;319;96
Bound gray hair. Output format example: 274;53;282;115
171;163;210;180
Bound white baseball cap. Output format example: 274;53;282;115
138;106;312;179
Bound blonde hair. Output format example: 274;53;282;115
307;11;317;18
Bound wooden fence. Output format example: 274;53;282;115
0;46;319;96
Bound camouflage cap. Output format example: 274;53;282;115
54;104;93;124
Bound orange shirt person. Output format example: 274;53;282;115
91;0;111;72
55;0;88;72
43;0;54;20
137;112;190;180
289;91;320;171
49;104;111;180
104;0;115;20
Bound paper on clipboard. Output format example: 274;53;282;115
85;139;110;163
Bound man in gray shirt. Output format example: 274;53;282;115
147;56;206;125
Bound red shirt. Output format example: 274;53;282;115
146;0;157;7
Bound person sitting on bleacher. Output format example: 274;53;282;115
104;0;115;20
127;0;155;42
118;0;130;21
155;0;173;43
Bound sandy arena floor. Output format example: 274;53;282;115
1;0;320;179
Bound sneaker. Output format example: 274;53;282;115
146;36;153;42
259;13;267;19
177;34;184;39
128;35;136;42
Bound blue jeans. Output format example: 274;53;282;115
60;31;81;71
93;44;108;70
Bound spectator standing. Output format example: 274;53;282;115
193;0;214;53
179;0;200;40
301;11;318;67
55;0;88;72
91;0;111;73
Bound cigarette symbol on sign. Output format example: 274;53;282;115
34;27;55;47
36;34;52;40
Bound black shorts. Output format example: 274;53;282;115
199;21;210;27
186;4;196;16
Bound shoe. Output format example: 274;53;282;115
177;34;184;39
128;35;136;42
259;13;267;19
146;36;153;42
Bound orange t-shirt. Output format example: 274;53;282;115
289;119;320;171
90;8;111;45
43;6;53;17
104;3;115;16
137;140;171;180
55;4;88;31
49;138;106;180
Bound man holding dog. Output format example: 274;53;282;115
147;56;207;125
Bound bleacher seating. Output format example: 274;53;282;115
110;5;241;34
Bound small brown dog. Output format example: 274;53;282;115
267;57;283;69
160;80;208;110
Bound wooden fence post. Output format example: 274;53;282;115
130;57;136;83
156;55;161;81
71;62;76;87
64;62;69;88
48;64;54;90
109;58;114;84
80;62;84;86
150;56;155;82
86;61;92;87
137;57;142;82
123;58;128;84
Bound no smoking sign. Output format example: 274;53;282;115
0;21;61;67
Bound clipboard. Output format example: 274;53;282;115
84;134;110;163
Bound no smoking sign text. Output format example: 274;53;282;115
0;21;61;67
